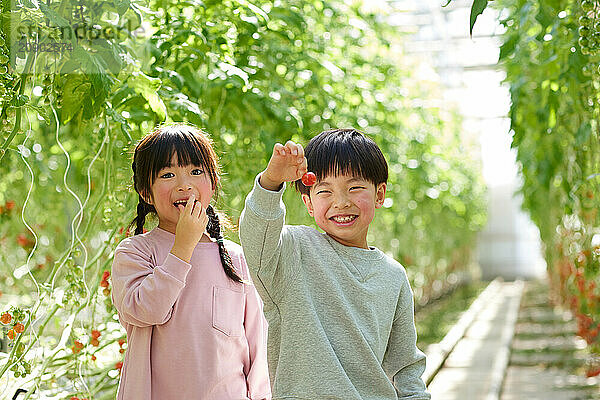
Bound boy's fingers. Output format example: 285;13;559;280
299;158;308;175
284;140;300;156
273;143;286;157
296;143;305;159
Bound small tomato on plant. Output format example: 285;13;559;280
1;312;11;325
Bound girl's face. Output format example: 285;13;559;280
144;153;215;234
301;173;386;249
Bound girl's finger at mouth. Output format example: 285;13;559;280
192;200;202;215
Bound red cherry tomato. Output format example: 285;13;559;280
301;172;317;186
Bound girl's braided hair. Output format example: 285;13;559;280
206;205;242;283
128;124;242;283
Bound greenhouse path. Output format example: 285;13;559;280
425;279;600;400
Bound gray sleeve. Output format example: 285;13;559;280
381;274;431;400
239;174;297;305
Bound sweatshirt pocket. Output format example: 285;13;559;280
212;286;245;337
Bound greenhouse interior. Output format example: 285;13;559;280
0;0;599;399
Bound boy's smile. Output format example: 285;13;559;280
330;214;358;224
302;173;386;249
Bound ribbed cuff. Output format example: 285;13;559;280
162;252;192;282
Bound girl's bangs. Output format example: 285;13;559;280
143;129;211;187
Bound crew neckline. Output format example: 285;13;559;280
322;232;384;261
152;226;217;245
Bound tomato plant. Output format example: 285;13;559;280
494;0;600;376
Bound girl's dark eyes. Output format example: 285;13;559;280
159;169;204;178
350;186;365;190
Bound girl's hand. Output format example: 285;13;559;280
170;194;208;262
260;141;308;191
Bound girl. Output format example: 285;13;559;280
111;124;271;400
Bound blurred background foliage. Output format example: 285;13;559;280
447;0;600;375
494;0;600;369
0;0;486;397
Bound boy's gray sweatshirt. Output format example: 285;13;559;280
239;176;430;400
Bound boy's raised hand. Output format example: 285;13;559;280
260;141;308;191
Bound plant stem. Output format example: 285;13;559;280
0;51;35;163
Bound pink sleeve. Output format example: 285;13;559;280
240;258;272;400
111;243;192;327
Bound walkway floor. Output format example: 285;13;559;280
426;279;600;400
502;280;599;400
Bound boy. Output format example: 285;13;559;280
239;129;430;399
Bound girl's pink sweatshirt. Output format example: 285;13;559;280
111;227;271;400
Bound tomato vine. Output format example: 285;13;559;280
495;0;600;375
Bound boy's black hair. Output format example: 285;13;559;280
294;128;388;195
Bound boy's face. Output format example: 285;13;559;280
301;173;386;249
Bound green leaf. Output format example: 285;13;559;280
128;72;167;121
499;34;518;61
94;41;125;76
234;0;269;22
168;93;206;123
127;3;144;31
217;62;249;86
269;7;305;30
61;75;92;123
469;0;488;36
535;5;553;29
575;122;592;146
25;104;50;123
38;2;70;27
106;107;133;142
113;0;130;16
